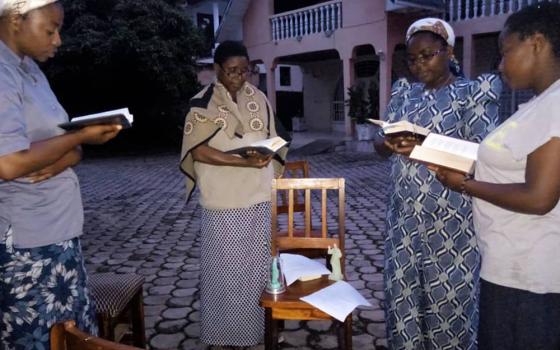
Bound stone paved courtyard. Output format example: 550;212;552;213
76;146;392;350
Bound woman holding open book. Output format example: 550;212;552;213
0;1;122;348
434;4;560;349
374;18;502;349
180;41;288;349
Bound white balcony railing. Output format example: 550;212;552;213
270;0;342;42
446;0;552;22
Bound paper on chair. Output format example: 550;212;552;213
280;253;331;286
300;281;372;322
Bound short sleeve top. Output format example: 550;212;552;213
0;40;84;248
473;78;560;294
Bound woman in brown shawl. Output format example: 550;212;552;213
180;41;288;349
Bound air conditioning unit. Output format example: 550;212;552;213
386;0;446;12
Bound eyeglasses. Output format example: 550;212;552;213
220;65;258;78
406;48;446;66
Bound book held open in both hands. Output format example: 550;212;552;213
367;118;431;139
409;133;479;174
58;108;134;131
226;136;288;158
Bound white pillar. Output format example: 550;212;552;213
266;60;277;112
213;2;220;41
342;56;354;137
379;46;391;120
463;35;473;79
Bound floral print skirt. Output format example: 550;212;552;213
0;228;97;350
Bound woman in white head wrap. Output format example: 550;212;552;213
374;18;502;350
0;1;122;348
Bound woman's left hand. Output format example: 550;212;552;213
430;165;466;192
25;148;81;183
26;165;58;183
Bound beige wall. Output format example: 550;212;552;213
301;60;342;131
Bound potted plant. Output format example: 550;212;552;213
346;83;375;140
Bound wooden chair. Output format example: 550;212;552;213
89;273;146;348
278;160;310;214
260;178;352;350
50;320;144;350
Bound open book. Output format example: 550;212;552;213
58;108;133;131
409;133;479;174
367;118;430;139
226;136;288;158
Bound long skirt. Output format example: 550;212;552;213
479;279;560;350
199;202;271;347
0;228;98;350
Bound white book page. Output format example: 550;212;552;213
280;253;331;286
366;119;388;127
248;136;287;151
300;281;372;322
73;108;133;124
422;134;479;160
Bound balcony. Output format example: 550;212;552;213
446;0;548;22
270;0;342;42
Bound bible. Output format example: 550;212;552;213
226;136;288;158
58;108;133;131
409;133;479;174
367;118;430;139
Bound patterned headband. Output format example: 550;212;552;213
406;18;456;47
1;0;58;15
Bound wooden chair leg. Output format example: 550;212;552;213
264;308;279;350
344;315;352;350
130;289;146;348
97;313;115;341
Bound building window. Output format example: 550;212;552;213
280;66;291;86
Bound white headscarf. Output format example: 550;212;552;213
0;0;58;16
406;18;455;47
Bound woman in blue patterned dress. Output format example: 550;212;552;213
374;18;502;349
0;1;122;349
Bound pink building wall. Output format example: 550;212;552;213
239;0;512;135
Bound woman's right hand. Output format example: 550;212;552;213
78;124;122;145
384;135;421;156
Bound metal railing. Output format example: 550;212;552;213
331;101;345;123
270;0;343;41
446;0;555;22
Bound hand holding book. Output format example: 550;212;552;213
226;136;288;158
58;108;133;131
431;166;472;193
409;133;478;174
384;135;422;156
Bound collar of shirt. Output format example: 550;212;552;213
0;39;37;79
0;39;23;67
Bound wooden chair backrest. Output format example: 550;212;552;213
51;320;142;350
278;160;310;214
272;177;345;272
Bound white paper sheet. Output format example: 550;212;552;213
300;281;372;322
280;253;331;286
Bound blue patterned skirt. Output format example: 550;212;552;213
0;228;97;350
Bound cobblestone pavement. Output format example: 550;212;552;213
77;147;391;350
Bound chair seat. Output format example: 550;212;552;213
89;273;144;318
260;276;338;312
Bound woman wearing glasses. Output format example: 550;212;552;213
374;19;501;349
180;41;288;349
